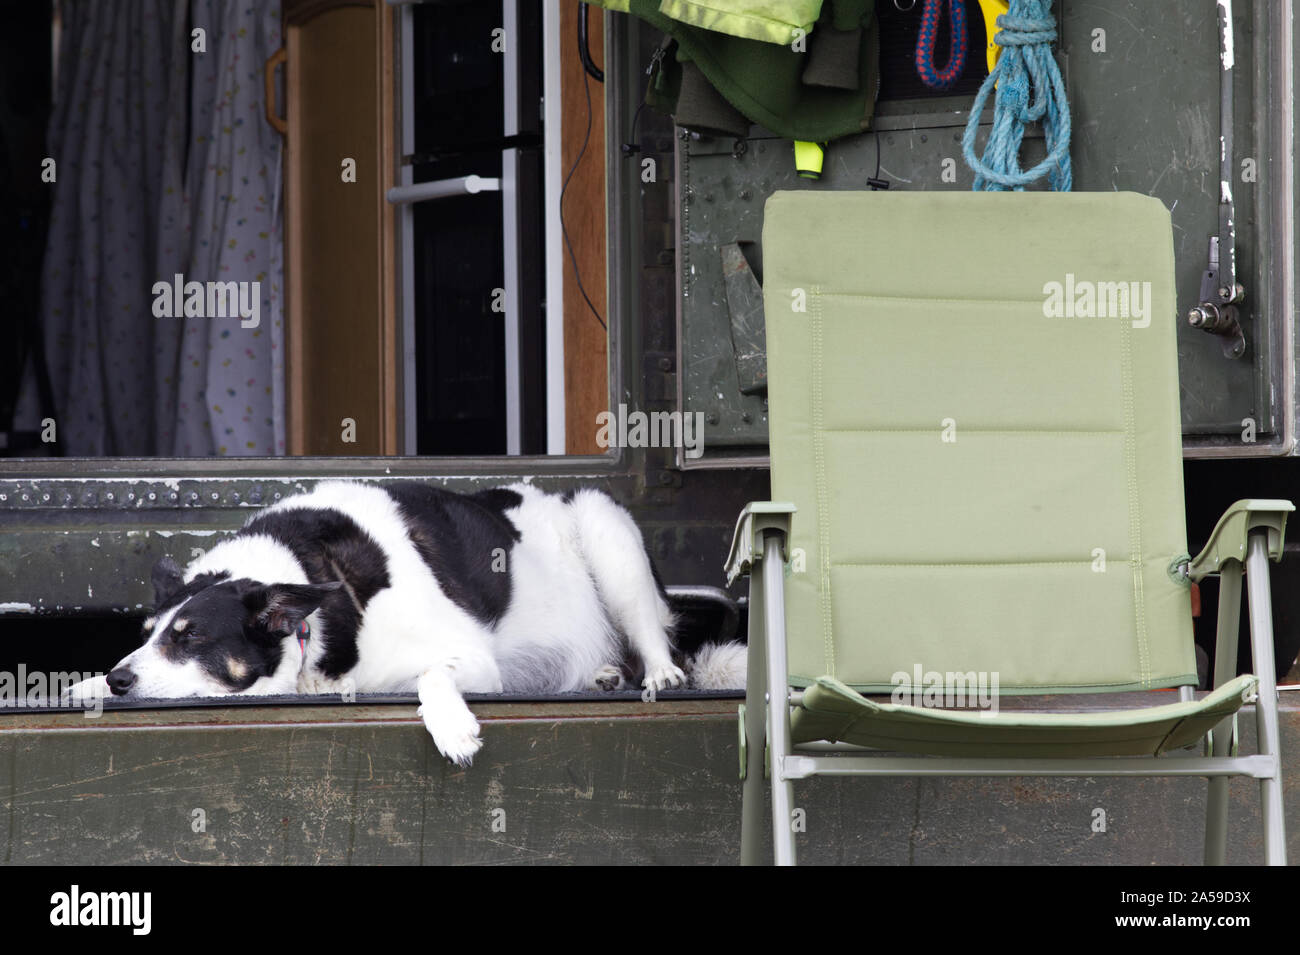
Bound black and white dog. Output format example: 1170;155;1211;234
65;481;744;765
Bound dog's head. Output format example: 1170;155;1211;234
103;557;340;699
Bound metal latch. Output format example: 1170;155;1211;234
1188;1;1247;360
1187;241;1245;359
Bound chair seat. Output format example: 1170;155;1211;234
791;674;1259;758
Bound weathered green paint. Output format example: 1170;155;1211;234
720;242;767;396
3;697;1297;865
0;470;768;619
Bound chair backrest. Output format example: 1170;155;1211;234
761;191;1197;694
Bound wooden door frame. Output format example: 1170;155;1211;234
281;0;398;455
559;2;610;455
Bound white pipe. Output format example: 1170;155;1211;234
385;175;499;206
543;0;566;454
502;0;522;455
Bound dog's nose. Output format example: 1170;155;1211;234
106;668;136;696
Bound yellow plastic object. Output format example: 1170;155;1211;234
976;0;1010;74
793;140;825;180
658;0;821;46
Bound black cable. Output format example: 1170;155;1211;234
578;3;604;82
868;127;890;190
622;100;647;156
624;37;674;157
559;56;607;331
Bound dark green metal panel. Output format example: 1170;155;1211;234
2;701;741;865
675;0;1285;457
3;697;1298;865
1063;0;1267;438
0;468;768;620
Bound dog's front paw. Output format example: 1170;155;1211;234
591;664;624;691
643;663;686;692
418;701;484;767
298;673;349;696
61;676;107;706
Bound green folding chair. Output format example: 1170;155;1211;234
727;190;1290;866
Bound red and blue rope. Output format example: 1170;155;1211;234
915;0;968;90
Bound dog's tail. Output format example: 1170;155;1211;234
684;640;748;690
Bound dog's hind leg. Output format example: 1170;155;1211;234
568;490;684;693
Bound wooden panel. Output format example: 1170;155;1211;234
283;0;395;455
560;5;610;455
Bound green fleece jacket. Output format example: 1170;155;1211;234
589;0;878;142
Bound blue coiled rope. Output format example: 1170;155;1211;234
961;0;1072;191
915;0;968;90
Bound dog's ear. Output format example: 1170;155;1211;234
151;556;185;605
242;582;344;638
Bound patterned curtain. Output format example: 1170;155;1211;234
170;0;285;456
23;0;285;456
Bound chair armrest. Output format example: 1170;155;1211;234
1188;499;1295;581
724;502;797;585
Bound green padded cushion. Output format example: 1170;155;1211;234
762;191;1198;693
792;674;1258;757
